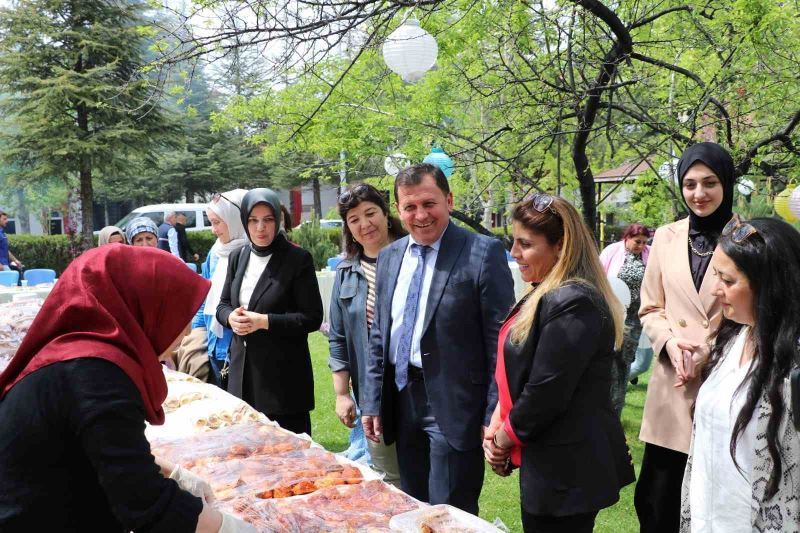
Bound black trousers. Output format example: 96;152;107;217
267;412;312;437
522;510;598;533
393;367;484;514
634;443;687;533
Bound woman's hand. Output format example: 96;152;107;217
229;307;268;336
666;337;711;387
483;427;512;468
335;394;357;428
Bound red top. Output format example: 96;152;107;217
0;244;210;425
495;312;523;466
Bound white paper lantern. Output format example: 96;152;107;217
608;276;632;310
789;186;800;220
384;152;410;177
737;178;755;196
382;19;438;83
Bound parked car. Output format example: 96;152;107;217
106;203;211;233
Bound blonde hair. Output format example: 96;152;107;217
509;195;625;349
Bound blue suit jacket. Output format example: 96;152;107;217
361;222;515;451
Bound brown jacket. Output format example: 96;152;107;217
638;218;723;453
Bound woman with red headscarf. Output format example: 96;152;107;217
0;246;255;532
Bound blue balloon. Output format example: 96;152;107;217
423;146;454;178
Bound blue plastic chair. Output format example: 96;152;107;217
24;269;56;286
185;262;198;273
327;256;343;270
0;270;19;286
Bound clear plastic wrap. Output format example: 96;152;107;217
162;380;211;413
192;447;364;500
0;299;45;372
149;421;311;469
220;480;424;532
146;393;265;441
389;504;502;532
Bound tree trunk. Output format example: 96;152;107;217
15;188;30;233
75;97;93;251
312;177;322;219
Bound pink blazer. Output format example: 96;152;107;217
638;218;723;453
599;240;650;277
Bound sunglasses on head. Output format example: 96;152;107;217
338;184;369;205
722;214;758;244
526;193;559;216
212;192;240;209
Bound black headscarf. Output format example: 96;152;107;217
241;188;286;257
677;142;735;289
677;142;735;233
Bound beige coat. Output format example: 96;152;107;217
638;218;723;453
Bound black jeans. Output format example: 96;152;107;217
522;510;598;533
634;443;687;533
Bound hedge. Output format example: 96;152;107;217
8;231;219;275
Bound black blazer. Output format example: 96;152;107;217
361;223;515;451
503;282;635;516
216;235;323;415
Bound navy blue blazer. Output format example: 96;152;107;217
361;222;515;451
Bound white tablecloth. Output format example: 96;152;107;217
0;285;54;304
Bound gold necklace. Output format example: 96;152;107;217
688;237;714;258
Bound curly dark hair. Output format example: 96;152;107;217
703;217;800;498
338;184;406;258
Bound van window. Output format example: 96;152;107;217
141;212;164;226
176;211;196;227
115;211;163;229
202;211;210;229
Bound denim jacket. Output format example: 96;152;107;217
327;255;370;406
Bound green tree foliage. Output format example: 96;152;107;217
0;0;178;247
629;171;680;229
200;0;800;230
289;218;341;270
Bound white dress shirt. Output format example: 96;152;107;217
167;227;180;258
690;326;756;533
239;251;272;310
388;227;446;368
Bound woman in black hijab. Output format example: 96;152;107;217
216;188;323;435
634;142;735;532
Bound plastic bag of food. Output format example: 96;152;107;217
192;447;365;500
220;480;424;532
149;421;311;469
0;299;45;371
389;504;503;532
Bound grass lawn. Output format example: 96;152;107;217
308;332;647;532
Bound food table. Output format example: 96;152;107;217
0;296;501;532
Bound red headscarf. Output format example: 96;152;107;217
0;244;210;425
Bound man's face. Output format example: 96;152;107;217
0;215;7;228
177;214;187;225
396;174;453;246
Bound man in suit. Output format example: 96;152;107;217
361;163;515;514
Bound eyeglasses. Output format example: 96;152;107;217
212;192;240;209
338;184;369;205
722;214;758;244
527;193;559;216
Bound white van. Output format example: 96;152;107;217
112;203;211;233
